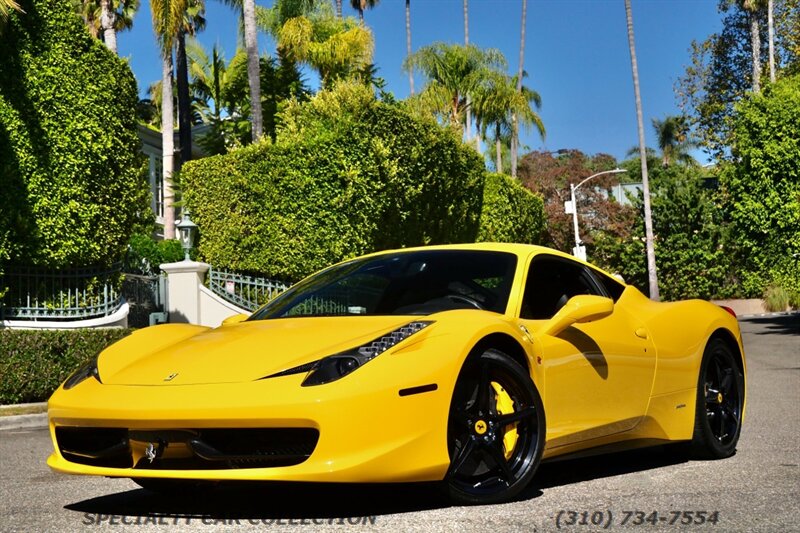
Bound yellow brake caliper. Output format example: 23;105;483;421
490;382;518;460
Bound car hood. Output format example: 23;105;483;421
100;316;427;386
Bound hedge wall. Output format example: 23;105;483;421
0;328;132;404
0;0;148;267
182;86;488;281
477;173;545;245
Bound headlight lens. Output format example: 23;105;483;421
302;320;433;386
63;358;101;390
266;320;433;386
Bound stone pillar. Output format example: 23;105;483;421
160;261;210;324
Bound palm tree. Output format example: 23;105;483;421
651;115;696;167
335;0;341;18
151;0;188;239
405;0;413;95
624;0;659;300
350;0;378;25
405;43;506;135
73;0;138;50
463;0;472;144
175;0;205;164
510;0;528;179
278;11;373;88
217;0;263;141
767;0;775;82
474;72;544;175
0;0;23;25
743;0;763;92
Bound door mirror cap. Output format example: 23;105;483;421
542;295;614;337
221;313;249;326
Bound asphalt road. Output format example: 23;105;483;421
1;315;797;533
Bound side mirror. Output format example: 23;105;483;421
221;313;249;326
542;295;614;337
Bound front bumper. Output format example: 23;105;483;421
47;362;454;483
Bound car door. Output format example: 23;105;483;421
517;254;656;447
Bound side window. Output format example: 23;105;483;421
593;270;626;301
520;256;603;319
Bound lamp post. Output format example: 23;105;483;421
565;168;627;261
175;211;198;261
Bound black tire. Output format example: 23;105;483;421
690;338;744;459
445;348;545;505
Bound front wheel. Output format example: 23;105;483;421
445;349;545;505
690;338;744;459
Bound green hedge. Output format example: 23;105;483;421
477;173;545;244
182;84;487;281
0;328;132;404
0;0;148;267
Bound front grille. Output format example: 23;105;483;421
55;427;319;470
56;427;132;468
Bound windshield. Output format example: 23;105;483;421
249;250;518;319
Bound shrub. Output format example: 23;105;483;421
789;290;800;310
182;83;486;281
722;75;800;297
592;164;736;301
0;328;132;404
124;233;186;275
763;285;790;312
477;173;545;244
0;0;149;268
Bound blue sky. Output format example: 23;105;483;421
118;0;722;164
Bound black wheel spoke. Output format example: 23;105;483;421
720;370;733;395
483;441;514;485
496;406;536;427
476;362;491;415
722;405;739;426
452;408;471;428
449;437;477;477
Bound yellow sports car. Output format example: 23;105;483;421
47;243;746;504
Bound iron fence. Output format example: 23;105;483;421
121;273;166;328
0;264;124;321
207;268;290;312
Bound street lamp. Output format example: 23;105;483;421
565;168;627;261
175;211;198;261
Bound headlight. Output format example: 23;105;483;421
63;358;101;390
266;320;434;386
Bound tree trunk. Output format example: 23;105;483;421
406;0;414;95
768;0;775;83
243;0;263;141
750;11;761;92
463;0;472;144
358;8;364;24
625;0;659;300
511;0;527;179
176;29;192;165
100;0;117;55
336;0;342;19
495;124;503;174
161;52;176;240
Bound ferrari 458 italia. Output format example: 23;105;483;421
47;244;746;504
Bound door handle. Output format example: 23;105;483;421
635;328;648;340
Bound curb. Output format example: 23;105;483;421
738;310;800;319
0;402;48;431
0;413;47;431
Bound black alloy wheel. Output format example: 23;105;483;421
691;338;744;459
445;348;545;505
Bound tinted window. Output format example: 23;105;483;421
250;250;518;319
520;255;603;319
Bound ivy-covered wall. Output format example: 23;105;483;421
0;0;148;268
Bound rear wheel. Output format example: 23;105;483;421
445;349;545;505
690;338;744;459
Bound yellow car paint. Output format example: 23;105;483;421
47;243;746;483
